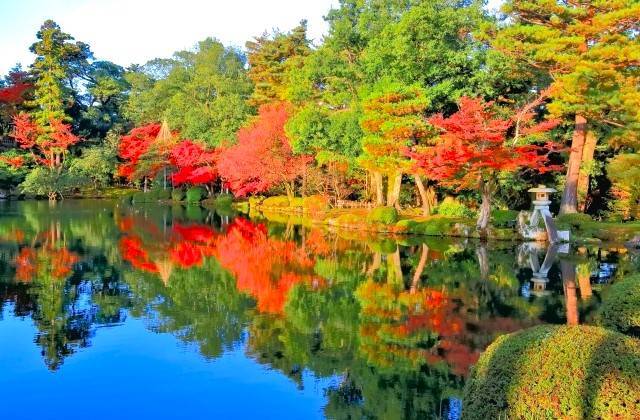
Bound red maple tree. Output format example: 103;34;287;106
0;83;31;104
169;140;218;187
117;123;162;182
217;102;311;198
408;97;559;232
11;113;80;167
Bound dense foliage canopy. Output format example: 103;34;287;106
0;1;638;224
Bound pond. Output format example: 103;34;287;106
0;200;633;419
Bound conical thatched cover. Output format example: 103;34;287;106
155;258;174;286
156;119;172;143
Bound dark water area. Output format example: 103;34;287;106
0;200;633;419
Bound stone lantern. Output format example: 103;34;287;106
520;185;569;243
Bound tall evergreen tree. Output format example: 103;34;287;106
29;20;91;126
245;21;311;106
491;1;640;214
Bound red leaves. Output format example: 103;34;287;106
11;114;80;168
0;83;30;104
14;245;80;282
408;97;558;189
118;124;219;186
217;102;311;197
117;123;161;180
215;217;317;313
46;118;80;151
12;113;39;150
0;155;25;168
169;140;218;186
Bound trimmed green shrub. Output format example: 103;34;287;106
185;205;204;221
289;197;304;208
262;196;290;208
215;193;234;208
491;209;518;228
436;197;475;218
132;191;151;203
302;195;329;213
556;213;593;230
463;325;640;419
397;216;468;236
596;275;640;336
171;189;185;202
155;188;171;200
248;196;263;208
367;207;399;225
186;187;205;203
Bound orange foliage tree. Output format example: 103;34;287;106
217;103;311;199
408;97;559;232
12;113;80;168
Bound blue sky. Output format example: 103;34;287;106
0;0;503;76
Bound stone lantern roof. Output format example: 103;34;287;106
528;185;556;194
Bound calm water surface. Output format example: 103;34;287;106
0;200;632;419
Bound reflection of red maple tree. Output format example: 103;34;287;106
356;279;481;375
14;245;80;282
215;218;318;313
116;212;325;313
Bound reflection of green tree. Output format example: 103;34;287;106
0;201;130;370
29;253;129;370
125;259;254;359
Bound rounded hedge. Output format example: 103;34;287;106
262;196;290;208
155;188;171;200
302;195;329;213
436;197;475;218
556;212;593;229
215;193;234;208
132;191;151;203
367;207;398;225
171;188;185;202
596;275;640;336
186;187;205;203
463;325;640;419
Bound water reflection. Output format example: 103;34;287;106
0;200;631;418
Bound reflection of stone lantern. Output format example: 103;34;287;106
518;242;569;297
520;185;570;243
530;274;551;296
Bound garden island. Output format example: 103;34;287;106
0;1;639;419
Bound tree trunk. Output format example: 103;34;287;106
387;172;402;209
577;130;597;212
373;171;384;206
389;247;403;284
561;260;579;325
476;243;489;281
415;175;435;216
411;244;429;293
367;252;382;276
477;180;492;234
577;262;593;299
284;183;294;202
560;115;587;215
